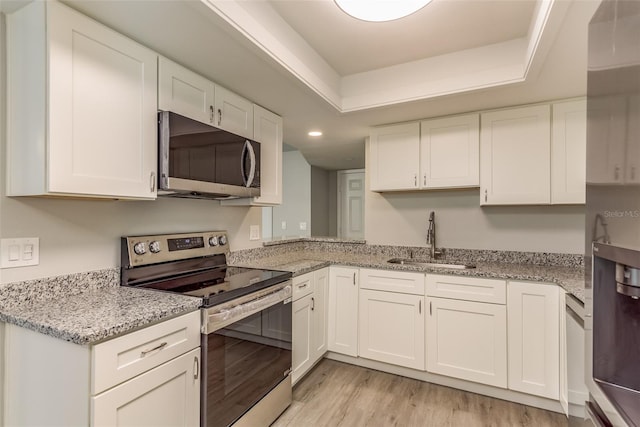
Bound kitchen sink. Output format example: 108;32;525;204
387;258;476;269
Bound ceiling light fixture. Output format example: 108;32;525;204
308;131;323;137
334;0;432;22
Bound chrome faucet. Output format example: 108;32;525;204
426;211;442;259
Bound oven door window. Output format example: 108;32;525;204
203;301;291;427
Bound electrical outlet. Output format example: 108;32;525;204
299;222;307;231
281;221;287;230
1;238;40;268
249;225;260;241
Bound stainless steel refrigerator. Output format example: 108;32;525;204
585;1;640;426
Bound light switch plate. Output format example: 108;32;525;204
1;238;40;268
249;225;260;241
299;222;307;231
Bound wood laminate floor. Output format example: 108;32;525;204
273;360;593;427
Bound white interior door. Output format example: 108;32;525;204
338;170;365;239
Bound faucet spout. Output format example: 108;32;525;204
427;211;442;259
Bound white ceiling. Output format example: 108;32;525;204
269;0;537;76
4;0;601;170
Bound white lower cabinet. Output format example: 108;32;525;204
328;266;359;357
426;297;507;388
292;293;314;384
358;268;425;370
292;268;329;384
359;289;425;370
4;311;201;426
92;348;200;426
507;281;560;399
425;274;507;388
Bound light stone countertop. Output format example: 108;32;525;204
0;269;202;345
231;250;585;303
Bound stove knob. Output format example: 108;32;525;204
133;242;146;255
218;235;228;246
209;236;219;247
149;241;161;253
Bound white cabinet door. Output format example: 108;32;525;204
214;85;254;139
369;122;420;191
158;56;215;125
8;1;157;199
480;105;551;205
586;96;626;184
253;105;283;205
312;268;329;360
552;99;587;204
328;267;359;357
92;348;200;427
507;281;560;399
292;293;313;385
420;114;479;189
359;289;425;370
426;297;507;388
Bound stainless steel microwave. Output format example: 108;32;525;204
158;111;260;200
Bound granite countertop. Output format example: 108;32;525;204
231;251;585;303
262;236;367;246
0;269;202;345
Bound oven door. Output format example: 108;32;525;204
201;282;292;427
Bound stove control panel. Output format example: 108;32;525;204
122;231;229;267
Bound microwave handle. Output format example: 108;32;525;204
242;140;257;188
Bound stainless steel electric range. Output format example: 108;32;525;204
121;231;293;427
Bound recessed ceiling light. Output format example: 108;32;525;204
334;0;432;22
308;131;323;137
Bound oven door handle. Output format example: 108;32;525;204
204;284;292;333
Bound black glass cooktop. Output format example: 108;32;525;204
121;255;291;307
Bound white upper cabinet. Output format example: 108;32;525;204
369;123;421;191
552;99;587;204
7;1;158;199
420;114;480;189
480;104;551;205
369;116;479;192
158;56;215;125
586;96;626;185
158;57;253;140
222;105;283;206
214;86;254;139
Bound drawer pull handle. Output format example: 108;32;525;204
297;283;308;289
141;341;168;357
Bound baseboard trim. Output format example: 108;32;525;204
324;352;571;415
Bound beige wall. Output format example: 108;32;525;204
0;18;261;284
364;142;585;254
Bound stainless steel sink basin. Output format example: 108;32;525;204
387;258;476;269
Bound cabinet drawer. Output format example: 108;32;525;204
426;274;506;304
92;311;200;394
360;269;425;295
292;272;314;301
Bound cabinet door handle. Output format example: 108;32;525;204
419;300;422;314
209;105;214;123
484;189;488;202
141;341;167;357
311;297;315;311
194;356;199;380
150;172;156;193
218;108;222;126
353;272;356;285
615;165;621;181
423;174;426;186
414;174;417;187
429;301;432;316
632;166;636;181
